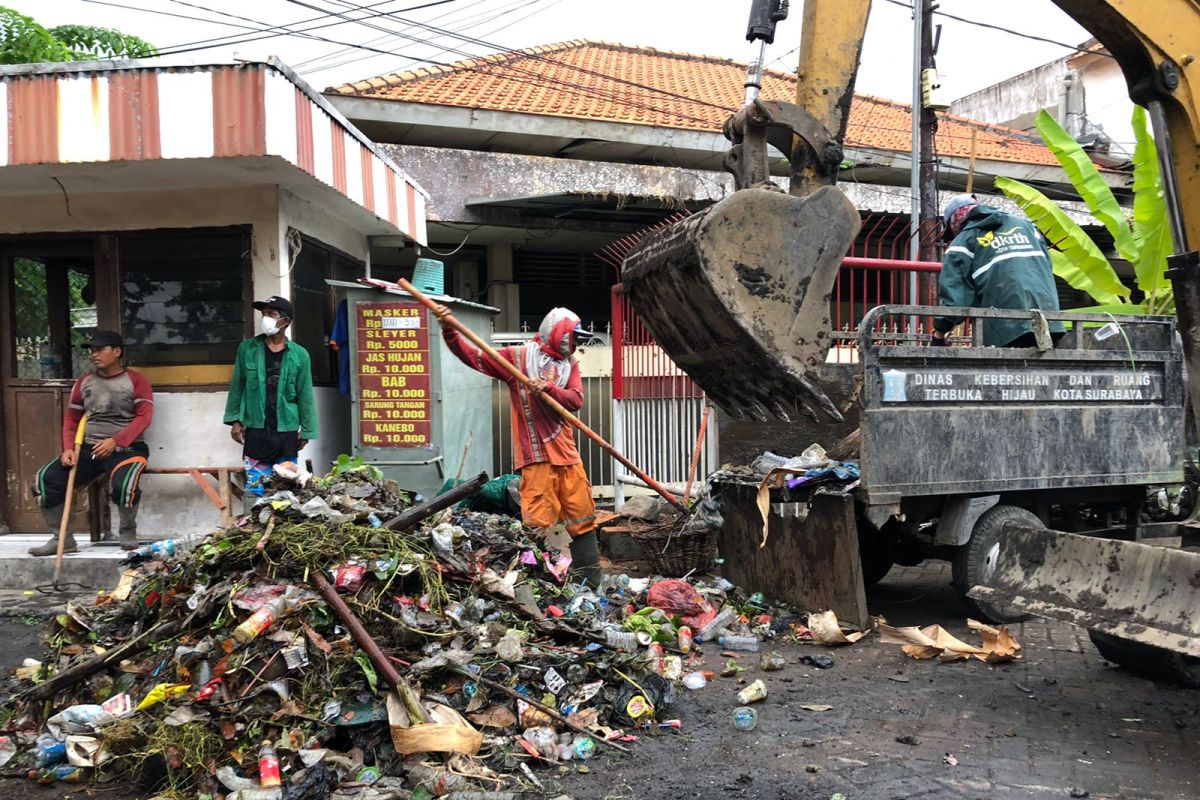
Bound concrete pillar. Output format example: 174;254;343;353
486;242;520;331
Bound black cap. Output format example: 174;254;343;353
253;296;295;318
80;329;123;349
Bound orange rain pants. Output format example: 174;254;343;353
519;462;597;537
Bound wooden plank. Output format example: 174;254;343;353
218;468;233;526
189;469;227;510
715;485;868;629
144;466;242;475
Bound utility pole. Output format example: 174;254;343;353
917;0;939;264
909;0;942;328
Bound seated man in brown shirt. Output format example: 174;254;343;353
29;330;154;554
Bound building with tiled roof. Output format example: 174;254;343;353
329;39;1063;170
324;39;1113;336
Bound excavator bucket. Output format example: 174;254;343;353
621;185;860;422
969;523;1200;658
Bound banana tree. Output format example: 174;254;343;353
994;107;1174;315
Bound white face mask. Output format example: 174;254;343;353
261;316;282;336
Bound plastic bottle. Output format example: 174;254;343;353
732;706;759;731
759;651;786;671
257;741;281;789
718;634;760;652
571;735;596;760
521;727;557;758
31;737;66;768
697;608;737;641
605;630;638;651
216;766;256;792
233;597;290;645
677;626;694;654
33;765;83;783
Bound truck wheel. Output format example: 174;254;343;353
1089;630;1200;689
860;551;894;587
952;504;1036;624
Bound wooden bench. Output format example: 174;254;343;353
87;467;244;542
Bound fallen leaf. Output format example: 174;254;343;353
807;611;870;645
799;704;834;712
467;705;517;730
302;623;333;655
220;720;237;741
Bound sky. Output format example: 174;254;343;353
15;0;1095;103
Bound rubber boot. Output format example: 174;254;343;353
27;505;77;557
117;506;139;550
569;531;601;588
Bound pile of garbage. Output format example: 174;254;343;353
0;463;782;799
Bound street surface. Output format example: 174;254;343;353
1;564;1196;800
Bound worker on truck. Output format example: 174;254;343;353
932;193;1066;348
435;305;601;586
29;330;154;555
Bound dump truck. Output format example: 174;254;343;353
620;0;1200;685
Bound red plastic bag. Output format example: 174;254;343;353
647;579;705;616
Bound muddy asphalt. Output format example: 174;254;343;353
1;562;1197;800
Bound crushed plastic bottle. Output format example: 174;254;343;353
718;634;760;652
759;651;786;671
732;706;759;731
698;608;737;641
217;766;256;792
521;726;558;758
572;735;596;760
605;629;638;651
31;735;66;768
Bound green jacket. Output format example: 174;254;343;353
934;205;1065;347
223;336;318;439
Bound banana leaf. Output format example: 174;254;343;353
1035;109;1139;266
1049;250;1125;306
1130;105;1173;299
1067;302;1150;315
996;176;1130;303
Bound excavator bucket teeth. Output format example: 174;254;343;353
969;523;1200;658
621;186;860;421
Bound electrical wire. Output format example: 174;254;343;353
293;0;525;72
882;0;1112;58
109;0;726;128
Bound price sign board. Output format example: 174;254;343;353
355;302;432;447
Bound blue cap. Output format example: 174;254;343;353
942;193;978;226
573;323;597;340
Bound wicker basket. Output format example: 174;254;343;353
629;519;717;577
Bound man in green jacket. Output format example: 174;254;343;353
224;296;318;495
933;194;1065;348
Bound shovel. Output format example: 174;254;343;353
48;414;88;592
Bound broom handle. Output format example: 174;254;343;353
367;278;687;513
52;414;88;588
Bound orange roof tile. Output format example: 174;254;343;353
328;40;1061;167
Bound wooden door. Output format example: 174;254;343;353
0;242;98;533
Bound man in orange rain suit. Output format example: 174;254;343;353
436;306;600;585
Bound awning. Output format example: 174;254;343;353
0;57;429;244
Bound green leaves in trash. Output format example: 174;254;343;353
353;652;379;693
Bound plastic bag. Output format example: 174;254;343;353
647;578;717;630
647;579;708;617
